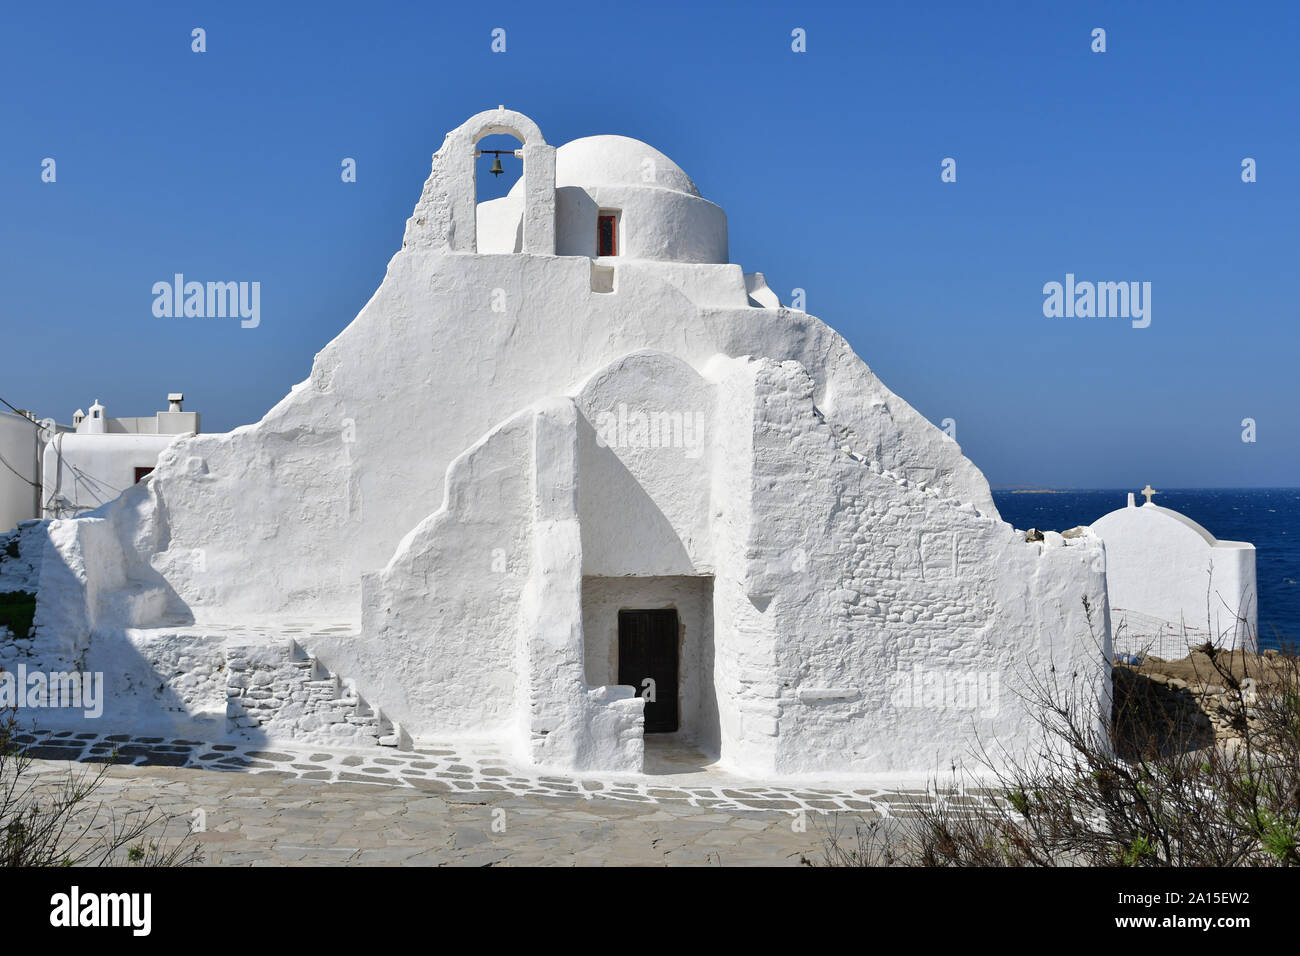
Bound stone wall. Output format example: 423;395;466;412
8;111;1110;777
1;578;398;748
58;238;997;627
224;640;395;746
1;523;93;725
741;358;1110;775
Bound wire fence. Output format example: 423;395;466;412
1110;607;1248;660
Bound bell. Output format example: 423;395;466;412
489;155;504;177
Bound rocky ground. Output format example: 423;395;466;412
1112;647;1297;756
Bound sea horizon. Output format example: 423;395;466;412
992;485;1300;492
992;488;1299;651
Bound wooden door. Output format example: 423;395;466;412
617;609;679;733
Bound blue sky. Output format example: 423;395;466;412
2;1;1296;488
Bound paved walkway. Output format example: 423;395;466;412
17;730;985;814
15;732;990;865
26;761;835;865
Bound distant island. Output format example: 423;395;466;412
992;488;1110;494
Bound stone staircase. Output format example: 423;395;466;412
4;608;413;750
224;636;410;750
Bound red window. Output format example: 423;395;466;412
597;214;617;257
134;467;154;483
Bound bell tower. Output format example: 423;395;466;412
403;107;557;256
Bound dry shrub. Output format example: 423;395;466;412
1;707;202;867
818;598;1300;867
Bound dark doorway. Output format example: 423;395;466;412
618;609;679;733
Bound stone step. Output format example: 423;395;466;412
216;635;409;751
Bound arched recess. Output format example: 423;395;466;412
405;107;556;255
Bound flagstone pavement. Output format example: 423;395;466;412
16;732;991;866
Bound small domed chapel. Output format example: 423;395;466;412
13;109;1108;777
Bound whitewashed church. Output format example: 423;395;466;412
1092;489;1257;656
2;109;1115;776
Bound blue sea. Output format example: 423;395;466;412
991;489;1300;652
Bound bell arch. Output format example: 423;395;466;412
403;107;556;255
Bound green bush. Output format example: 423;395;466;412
0;591;36;640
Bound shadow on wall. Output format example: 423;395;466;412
1;520;275;766
575;412;697;576
1;629;275;769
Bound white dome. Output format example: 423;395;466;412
491;131;725;263
509;135;701;198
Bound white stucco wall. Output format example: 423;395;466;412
16;109;1108;778
518;397;644;771
554;183;728;263
42;433;181;518
476;194;522;254
124;240;992;624
329;409;536;739
0;411;42;532
575;351;715;576
581;575;716;753
487;135;729;264
82;410;200;435
1091;500;1257;651
308;344;1104;774
740;358;1110;774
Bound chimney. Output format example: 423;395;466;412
85;399;106;434
168;392;184;412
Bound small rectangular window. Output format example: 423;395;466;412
597;213;618;257
134;467;154;483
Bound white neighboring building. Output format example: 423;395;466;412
0;409;67;533
1091;490;1257;654
42;395;199;518
10;110;1111;777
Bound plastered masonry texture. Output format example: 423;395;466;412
2;109;1110;782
